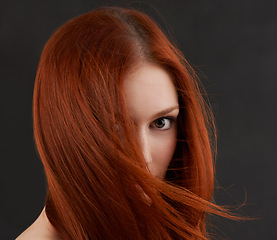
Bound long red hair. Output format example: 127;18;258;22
33;7;238;240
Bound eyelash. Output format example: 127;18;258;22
149;116;177;131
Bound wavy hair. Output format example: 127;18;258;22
33;7;238;240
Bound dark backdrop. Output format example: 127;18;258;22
1;0;276;239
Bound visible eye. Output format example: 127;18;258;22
149;117;176;131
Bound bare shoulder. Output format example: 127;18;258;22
15;207;61;240
15;226;57;240
16;231;55;240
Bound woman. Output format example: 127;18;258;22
16;6;237;240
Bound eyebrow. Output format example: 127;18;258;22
152;106;179;119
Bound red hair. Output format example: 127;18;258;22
33;7;238;240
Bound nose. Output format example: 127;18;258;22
138;129;152;164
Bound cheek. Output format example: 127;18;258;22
151;132;177;169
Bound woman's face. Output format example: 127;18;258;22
124;63;179;180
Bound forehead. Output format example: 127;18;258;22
123;63;179;122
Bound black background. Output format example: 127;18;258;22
1;0;276;239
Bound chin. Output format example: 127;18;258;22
155;174;165;181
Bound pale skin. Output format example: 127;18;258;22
124;62;179;180
15;207;61;240
16;62;179;240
